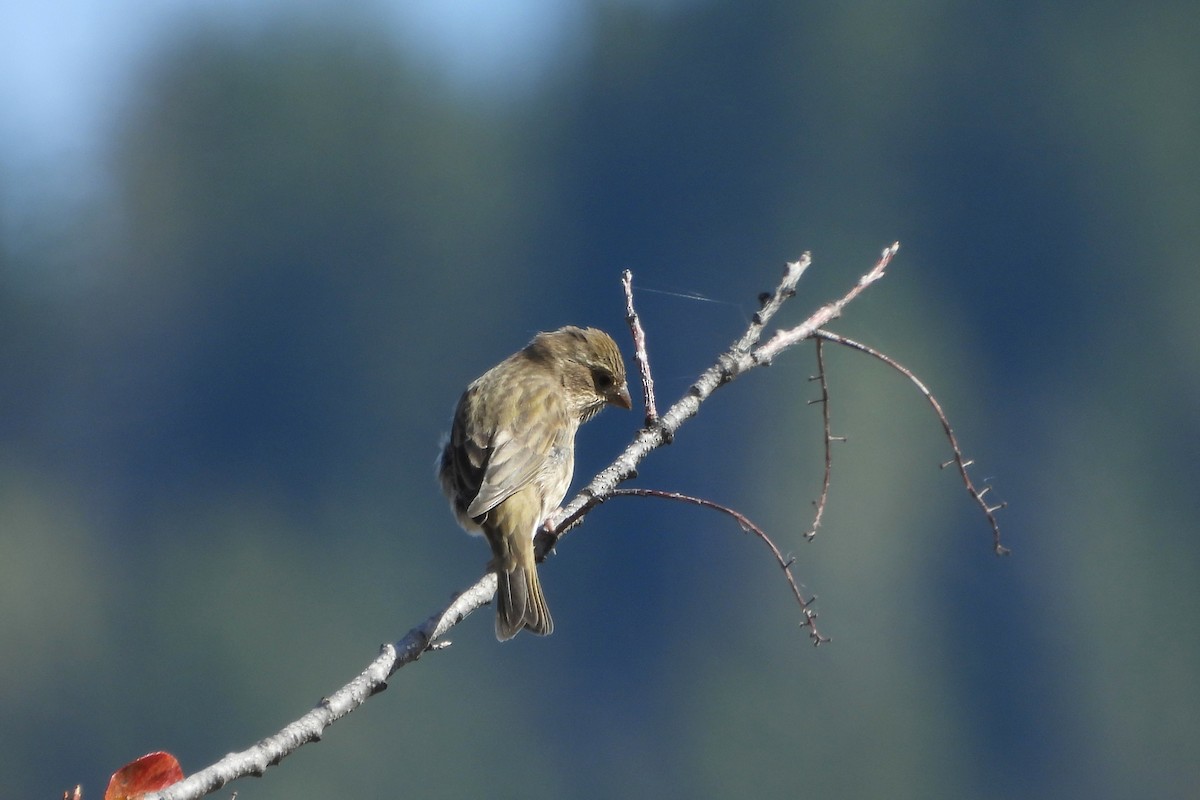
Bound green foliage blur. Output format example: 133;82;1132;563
3;3;1199;799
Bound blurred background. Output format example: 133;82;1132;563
3;1;1197;798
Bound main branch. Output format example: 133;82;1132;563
148;242;999;800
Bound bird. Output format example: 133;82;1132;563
439;326;631;640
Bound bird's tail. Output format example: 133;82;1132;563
495;560;553;640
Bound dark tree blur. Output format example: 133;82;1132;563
2;3;1198;799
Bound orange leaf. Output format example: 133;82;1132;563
104;752;184;800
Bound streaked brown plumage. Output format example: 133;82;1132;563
439;326;631;640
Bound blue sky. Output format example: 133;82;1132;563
0;0;608;199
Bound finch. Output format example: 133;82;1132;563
439;326;631;640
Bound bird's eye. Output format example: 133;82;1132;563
592;368;614;391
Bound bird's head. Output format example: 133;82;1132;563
527;326;632;421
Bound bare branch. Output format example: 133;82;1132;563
621;270;659;426
146;244;961;800
735;253;812;354
544;246;896;549
753;242;898;366
151;576;498;800
813;328;1009;556
805;337;835;540
609;488;829;646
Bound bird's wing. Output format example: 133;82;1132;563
465;402;570;520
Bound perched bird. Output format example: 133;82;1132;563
439;326;631;640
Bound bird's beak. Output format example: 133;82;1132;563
610;384;633;410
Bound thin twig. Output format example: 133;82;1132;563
804;337;836;540
734;253;812;355
609;488;828;646
813;328;1009;555
621;270;658;426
